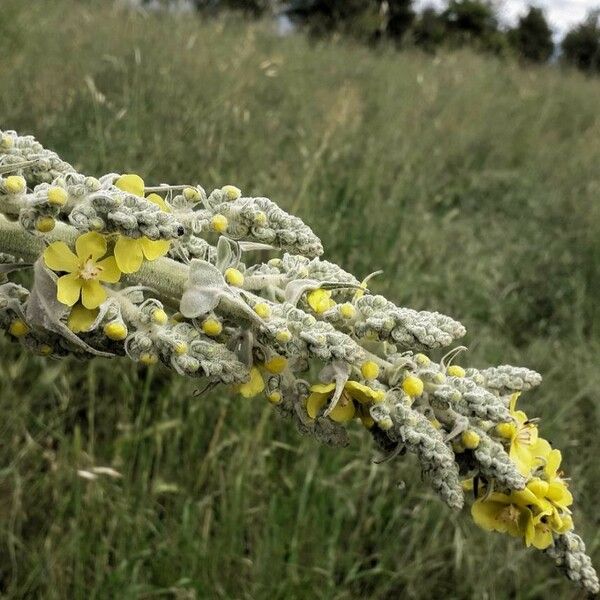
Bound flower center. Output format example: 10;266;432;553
79;256;101;281
339;390;352;407
498;504;520;525
516;423;535;446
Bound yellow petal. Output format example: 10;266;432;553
146;192;171;213
309;383;336;394
510;443;536;476
114;236;144;274
509;392;521;414
513;410;528;426
96;256;121;283
237;366;265;399
471;500;506;532
115;173;145;197
530;437;552;463
57;273;82;306
529;516;554;550
306;392;328;418
140;237;171;261
510;487;541;506
306;390;355;422
345;380;385;404
329;399;356;423
553;513;573;534
44;242;79;273
67;304;99;333
76;231;107;261
547;482;573;508
544;448;562;479
81;279;106;309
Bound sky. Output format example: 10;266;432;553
415;0;599;38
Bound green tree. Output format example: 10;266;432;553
385;0;415;42
413;7;446;51
284;0;381;40
509;6;554;63
440;0;506;52
562;12;600;73
196;0;274;15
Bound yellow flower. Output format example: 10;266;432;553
527;442;573;513
114;175;171;274
235;366;265;399
542;447;573;510
306;380;385;424
307;289;335;314
472;482;565;550
524;510;555;550
44;231;121;310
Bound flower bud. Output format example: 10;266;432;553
224;268;244;287
222;185;241;201
47;186;69;207
104;321;128;341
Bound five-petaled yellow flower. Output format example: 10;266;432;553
44;231;121;310
471;487;556;550
114;174;171;273
306;381;385;423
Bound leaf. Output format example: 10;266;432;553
188;259;227;288
0;262;32;274
25;259;114;357
284;279;321;306
179;259;227;318
238;241;275;252
0;160;38;175
216;237;240;271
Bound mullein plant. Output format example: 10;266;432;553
0;129;597;593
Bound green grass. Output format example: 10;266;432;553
1;1;600;598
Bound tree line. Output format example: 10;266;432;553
182;0;600;74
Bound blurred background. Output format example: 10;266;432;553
1;1;599;598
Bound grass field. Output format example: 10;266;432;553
1;1;600;598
